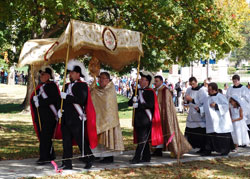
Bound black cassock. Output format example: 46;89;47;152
31;81;60;161
61;81;93;167
128;88;155;162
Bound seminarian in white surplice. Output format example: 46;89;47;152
202;82;233;156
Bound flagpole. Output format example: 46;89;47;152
59;22;72;125
132;55;141;126
31;64;42;131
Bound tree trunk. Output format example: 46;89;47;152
21;65;39;111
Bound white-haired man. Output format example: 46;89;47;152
30;66;61;165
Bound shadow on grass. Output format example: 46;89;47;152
122;128;133;137
0;103;23;113
117;94;131;112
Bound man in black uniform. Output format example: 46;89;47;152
128;71;163;164
30;66;60;165
59;60;97;170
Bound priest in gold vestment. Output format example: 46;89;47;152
91;72;124;163
153;75;192;158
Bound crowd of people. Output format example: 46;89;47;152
0;69;8;84
0;69;28;85
29;61;250;170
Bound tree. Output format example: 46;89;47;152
230;21;250;66
0;0;249;110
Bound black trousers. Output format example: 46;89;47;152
205;132;232;154
61;121;93;166
36;118;56;161
133;123;152;161
185;127;206;150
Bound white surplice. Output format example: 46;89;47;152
185;86;208;128
204;93;233;134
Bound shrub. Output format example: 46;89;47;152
228;67;236;74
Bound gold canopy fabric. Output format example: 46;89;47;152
18;38;58;68
18;19;143;71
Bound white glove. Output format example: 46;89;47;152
133;102;138;108
33;95;38;102
34;101;39;108
133;96;138;102
58;109;64;118
60;92;67;99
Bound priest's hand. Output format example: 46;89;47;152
185;95;193;102
210;102;216;108
60;92;67;99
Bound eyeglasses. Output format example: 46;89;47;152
98;77;109;80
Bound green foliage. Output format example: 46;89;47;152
229;21;250;65
0;0;248;74
227;67;236;74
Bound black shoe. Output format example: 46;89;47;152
79;157;89;163
221;152;229;156
129;159;141;164
59;163;65;168
239;145;246;148
94;157;101;161
196;149;205;154
100;156;114;163
141;159;150;163
36;159;48;165
84;161;93;169
60;161;72;169
201;151;211;156
62;165;72;170
151;149;163;157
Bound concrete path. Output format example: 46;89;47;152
1;147;250;179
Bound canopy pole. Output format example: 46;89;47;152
132;55;141;126
31;65;42;131
59;26;72;124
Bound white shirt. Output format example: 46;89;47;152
204;93;233;133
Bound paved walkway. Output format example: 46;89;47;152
1;147;250;179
